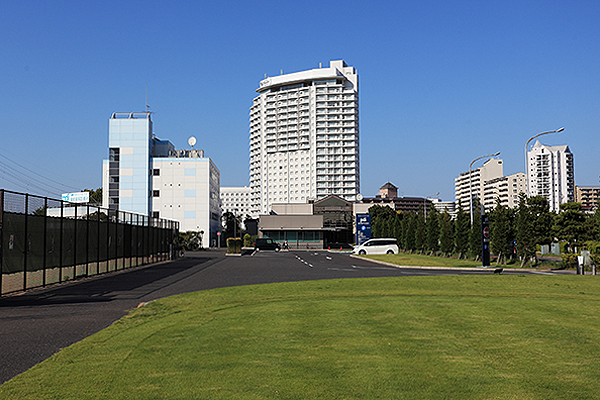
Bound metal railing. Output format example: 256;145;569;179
0;189;179;296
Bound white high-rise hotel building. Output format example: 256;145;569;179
249;60;360;216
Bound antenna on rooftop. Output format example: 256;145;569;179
145;84;152;114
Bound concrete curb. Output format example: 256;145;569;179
350;254;557;273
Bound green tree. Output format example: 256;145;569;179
400;213;409;251
489;199;514;265
528;196;554;246
425;204;440;254
516;194;537;267
393;212;403;244
178;230;204;250
439;210;454;256
83;188;102;205
414;211;426;254
405;212;416;252
468;198;483;261
222;211;241;239
454;204;470;259
369;205;396;238
590;201;600;240
553;202;587;253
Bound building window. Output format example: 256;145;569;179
109;148;120;162
152;211;159;218
153;190;160;197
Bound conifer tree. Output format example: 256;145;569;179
439;210;454;256
400;212;410;251
454;204;470;259
426;204;440;254
516;193;536;267
405;212;417;252
414;211;425;253
490;199;514;264
393;212;403;244
553;202;587;253
528;196;554;247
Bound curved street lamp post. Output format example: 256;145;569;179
469;152;500;226
524;127;564;198
424;192;439;219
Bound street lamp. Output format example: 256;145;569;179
469;152;501;226
524;127;564;198
233;208;239;239
424;192;439;219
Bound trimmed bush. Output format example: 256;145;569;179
227;237;242;254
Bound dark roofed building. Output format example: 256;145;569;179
362;182;432;214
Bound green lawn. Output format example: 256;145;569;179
2;276;600;399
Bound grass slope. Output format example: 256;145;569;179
2;276;600;399
365;253;490;268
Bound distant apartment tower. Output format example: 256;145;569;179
527;140;574;212
102;112;221;247
482;172;527;211
455;158;503;212
220;186;252;217
575;185;600;213
249;60;360;216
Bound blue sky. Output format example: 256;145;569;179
1;0;599;201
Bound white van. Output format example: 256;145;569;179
353;238;399;255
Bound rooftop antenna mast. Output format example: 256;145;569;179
145;84;151;113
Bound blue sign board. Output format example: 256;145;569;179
356;213;371;245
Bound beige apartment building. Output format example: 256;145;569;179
482;172;527;211
455;158;504;212
575;186;600;213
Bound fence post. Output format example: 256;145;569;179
85;203;89;277
23;194;28;291
43;197;48;287
59;200;63;282
97;206;100;273
73;203;77;279
0;189;4;295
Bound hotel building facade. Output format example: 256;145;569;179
249;60;360;216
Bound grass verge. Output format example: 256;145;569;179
364;252;484;268
2;275;600;399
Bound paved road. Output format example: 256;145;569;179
0;250;564;384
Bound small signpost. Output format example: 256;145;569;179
481;214;490;267
356;213;371;245
61;192;90;203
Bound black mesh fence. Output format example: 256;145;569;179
0;190;179;295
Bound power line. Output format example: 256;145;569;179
0;160;72;196
0;150;82;194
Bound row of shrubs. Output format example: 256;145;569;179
227;234;259;253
